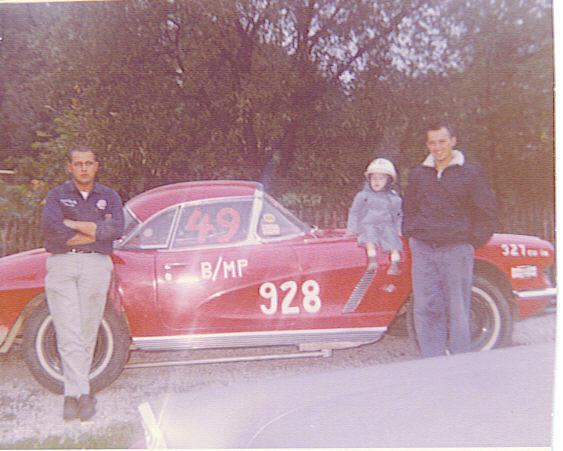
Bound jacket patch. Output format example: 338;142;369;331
60;199;77;207
96;199;108;210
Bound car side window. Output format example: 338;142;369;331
172;200;252;248
258;197;304;239
123;208;176;249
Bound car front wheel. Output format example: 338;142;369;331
407;275;513;352
22;301;130;394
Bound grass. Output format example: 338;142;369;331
0;421;144;450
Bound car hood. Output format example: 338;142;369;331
0;247;47;263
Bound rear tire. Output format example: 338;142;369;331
406;275;513;352
22;301;130;394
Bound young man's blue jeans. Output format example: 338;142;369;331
409;238;474;357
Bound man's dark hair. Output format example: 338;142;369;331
68;145;98;162
425;121;456;138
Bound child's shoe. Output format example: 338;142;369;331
367;258;378;272
387;261;401;275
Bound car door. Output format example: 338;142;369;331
257;196;408;330
254;196;374;330
291;232;412;330
291;237;391;328
252;196;324;328
155;196;302;334
113;205;179;337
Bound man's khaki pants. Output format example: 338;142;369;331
45;253;113;397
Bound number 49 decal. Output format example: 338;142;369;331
259;280;321;315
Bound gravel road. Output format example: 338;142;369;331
0;313;557;448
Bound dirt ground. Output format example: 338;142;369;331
0;312;557;448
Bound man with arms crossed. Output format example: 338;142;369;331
402;123;496;358
42;146;124;421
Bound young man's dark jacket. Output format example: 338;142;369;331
402;150;496;248
42;180;124;255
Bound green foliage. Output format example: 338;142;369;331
0;0;554;251
0;179;46;223
2;1;464;196
394;0;554;209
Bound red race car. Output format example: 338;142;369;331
0;181;556;393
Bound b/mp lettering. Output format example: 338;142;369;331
201;258;248;281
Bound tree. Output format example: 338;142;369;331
363;0;554;234
457;0;554;212
0;3;68;163
14;1;463;200
2;0;554;252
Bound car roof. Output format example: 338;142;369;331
126;180;260;222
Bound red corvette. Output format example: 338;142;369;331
0;181;556;393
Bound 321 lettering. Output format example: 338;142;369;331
259;280;321;315
500;243;549;258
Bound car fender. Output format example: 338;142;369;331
473;258;516;315
0;292;45;353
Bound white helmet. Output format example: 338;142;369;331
364;158;397;182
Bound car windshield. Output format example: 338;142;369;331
121;207;141;240
262;193;310;233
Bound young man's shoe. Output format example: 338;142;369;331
78;394;97;421
387;262;401;276
63;396;79;421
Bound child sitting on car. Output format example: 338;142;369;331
346;158;403;275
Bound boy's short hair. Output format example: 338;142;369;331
68;145;98;162
425;121;456;138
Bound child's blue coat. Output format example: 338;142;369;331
347;183;403;251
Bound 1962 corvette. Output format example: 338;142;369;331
0;181;556;393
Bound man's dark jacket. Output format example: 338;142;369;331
401;151;496;248
42;180;124;255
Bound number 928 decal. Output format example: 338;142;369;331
259;280;321;315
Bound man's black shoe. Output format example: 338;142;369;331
63;396;79;421
78;394;97;421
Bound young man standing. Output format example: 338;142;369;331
402;123;496;358
41;146;124;421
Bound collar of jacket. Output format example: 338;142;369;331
362;181;397;195
422;149;465;169
63;179;102;195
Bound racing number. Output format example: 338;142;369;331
500;243;547;258
259;280;321;315
501;243;522;257
187;207;241;244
